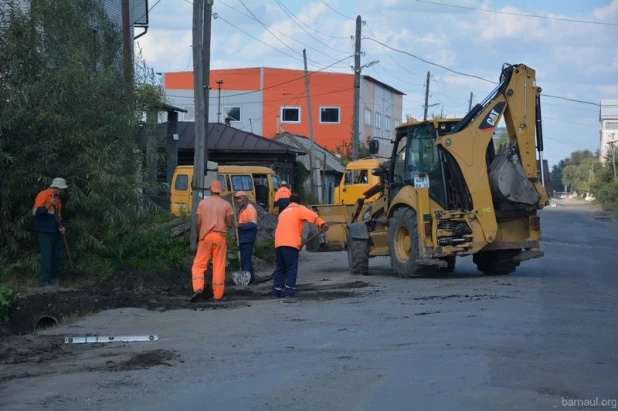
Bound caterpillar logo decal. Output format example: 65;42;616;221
479;102;506;132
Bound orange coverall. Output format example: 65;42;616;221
192;196;233;299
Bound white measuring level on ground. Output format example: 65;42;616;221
64;335;159;344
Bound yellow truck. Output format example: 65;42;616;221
170;164;282;216
309;63;549;277
333;158;383;205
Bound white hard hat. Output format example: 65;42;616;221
281;181;288;186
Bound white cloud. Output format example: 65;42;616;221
137;0;617;167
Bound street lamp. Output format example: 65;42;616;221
352;60;379;160
216;79;223;123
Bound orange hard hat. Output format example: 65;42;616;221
209;180;222;194
234;191;248;198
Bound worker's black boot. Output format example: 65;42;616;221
190;289;203;303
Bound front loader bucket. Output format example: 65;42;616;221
305;203;372;252
488;143;540;205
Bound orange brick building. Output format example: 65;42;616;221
163;67;404;156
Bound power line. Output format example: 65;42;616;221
319;0;353;20
218;0;347;66
362;37;602;107
238;0;303;58
198;56;352;99
237;86;354;132
274;0;350;39
416;0;618;27
274;0;352;54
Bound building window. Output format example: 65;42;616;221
375;112;381;129
222;106;241;122
606;121;618;130
364;109;372;126
394;119;400;128
281;107;301;123
183;105;195;121
385;115;391;132
320;107;340;123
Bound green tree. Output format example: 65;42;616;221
562;157;599;195
0;0;164;261
493;130;508;150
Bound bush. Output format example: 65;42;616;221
0;285;18;324
254;237;275;263
596;181;618;211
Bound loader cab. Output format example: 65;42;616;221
387;119;461;209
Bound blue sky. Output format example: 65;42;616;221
137;0;618;167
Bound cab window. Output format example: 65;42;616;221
343;170;352;185
271;175;281;190
175;174;189;191
356;170;368;184
231;175;253;191
217;175;226;190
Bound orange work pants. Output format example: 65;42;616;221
192;231;227;299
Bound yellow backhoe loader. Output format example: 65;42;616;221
310;63;549;276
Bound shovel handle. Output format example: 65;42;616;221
231;196;242;270
61;232;75;270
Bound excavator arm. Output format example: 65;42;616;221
436;63;549;244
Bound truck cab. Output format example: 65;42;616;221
334;158;383;205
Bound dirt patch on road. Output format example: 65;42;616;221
7;263;371;335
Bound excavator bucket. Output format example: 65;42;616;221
488;142;540;205
305;203;372;252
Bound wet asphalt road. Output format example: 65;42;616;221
2;200;618;410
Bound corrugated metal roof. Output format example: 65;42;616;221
164;122;305;154
273;133;345;174
600;99;618;120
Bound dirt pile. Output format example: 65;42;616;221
253;202;278;239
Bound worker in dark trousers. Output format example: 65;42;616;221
272;194;328;297
274;181;291;214
234;191;258;284
32;177;68;287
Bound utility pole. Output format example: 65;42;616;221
121;0;133;101
303;49;316;200
468;91;474;111
423;71;430;121
587;164;594;197
216;80;223;123
190;0;205;253
352;15;362;161
610;140;617;181
203;0;213;169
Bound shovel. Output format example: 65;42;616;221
230;197;252;287
54;205;84;278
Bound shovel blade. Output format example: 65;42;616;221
232;270;251;286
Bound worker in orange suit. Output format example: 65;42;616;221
32;177;68;287
234;190;258;284
274;181;292;214
191;179;234;302
272;194;328;298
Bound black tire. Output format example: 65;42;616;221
388;207;422;278
438;256;456;273
347;234;369;276
473;249;520;276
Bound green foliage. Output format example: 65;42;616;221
254;237;275;264
0;285;18;324
494;130;509;150
293;160;310;201
0;0;167;274
595;181;618;210
99;214;190;273
561;156;599;196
